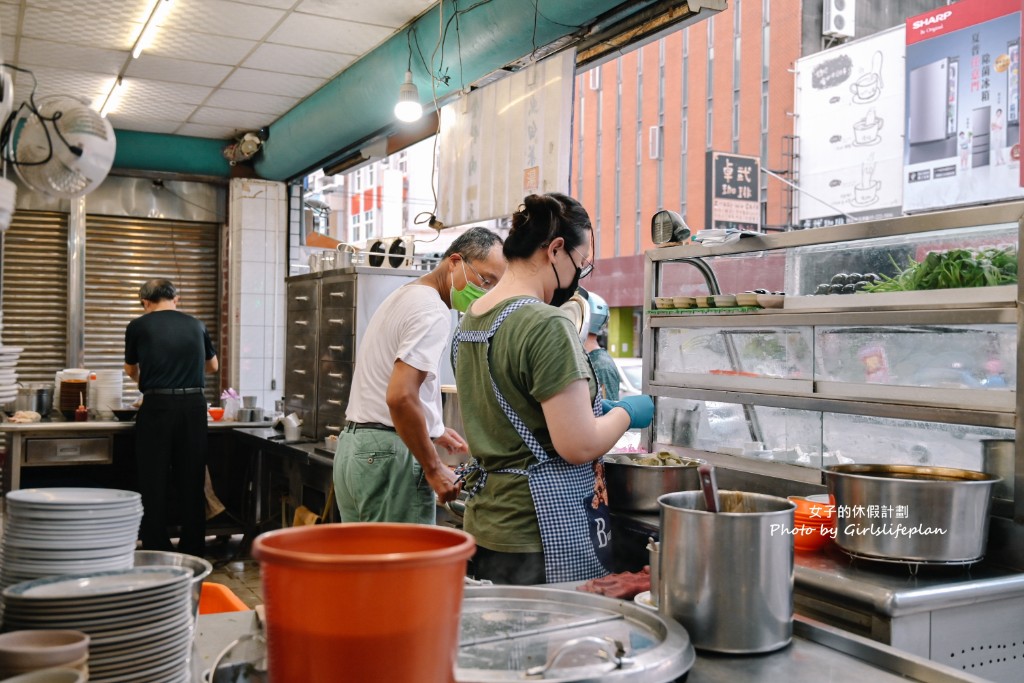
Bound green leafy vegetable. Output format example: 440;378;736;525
864;247;1017;292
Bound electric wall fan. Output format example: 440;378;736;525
8;95;116;199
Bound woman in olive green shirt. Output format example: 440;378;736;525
451;193;654;584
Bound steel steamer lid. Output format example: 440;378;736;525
456;585;695;683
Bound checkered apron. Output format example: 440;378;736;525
452;298;612;583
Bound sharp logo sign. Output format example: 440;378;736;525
912;11;953;32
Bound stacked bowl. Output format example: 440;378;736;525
0;630;90;679
788;494;836;552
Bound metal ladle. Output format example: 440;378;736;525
698;463;720;512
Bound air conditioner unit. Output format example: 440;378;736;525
365;236;414;268
823;0;855;39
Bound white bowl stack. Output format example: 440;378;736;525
0;488;142;591
88;370;124;418
0;344;24;409
2;567;194;683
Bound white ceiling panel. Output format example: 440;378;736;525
21;7;141;50
125;78;212;105
11;65;110;103
176;121;245;138
243;43;353;79
295;0;434;29
21;0;150;14
145;27;256;65
204;88;298;117
190;105;275;130
17;38;126;74
0;4;20;35
268;13;392;55
2;0;439;141
221;67;324;99
109;95;197;122
162;0;287;41
125;54;233;87
112;117;182;135
243;0;296;8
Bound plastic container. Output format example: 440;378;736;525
252;523;475;683
208;407;225;421
659;490;795;653
199;582;250;614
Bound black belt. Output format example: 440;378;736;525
345;421;396;432
145;387;204;395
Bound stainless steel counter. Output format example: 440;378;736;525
0;418;271;491
794;544;1024;679
191;604;989;683
610;509;1024;681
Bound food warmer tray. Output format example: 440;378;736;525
457;585;694;682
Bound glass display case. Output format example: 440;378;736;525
642;201;1022;519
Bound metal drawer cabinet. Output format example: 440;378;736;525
287;279;318;310
320;277;355;310
24;436;113;465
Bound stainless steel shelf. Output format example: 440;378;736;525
648;200;1024;262
649;375;1015;430
648;306;1017;328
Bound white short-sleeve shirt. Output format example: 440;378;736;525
345;284;450;438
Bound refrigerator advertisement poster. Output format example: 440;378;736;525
903;0;1024;213
794;26;905;228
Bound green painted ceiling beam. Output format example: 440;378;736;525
112;1;677;181
113;130;231;178
254;0;635;181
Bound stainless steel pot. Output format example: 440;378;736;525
603;453;704;512
14;382;54;414
658;490;795;653
824;464;1000;565
981;439;1014;500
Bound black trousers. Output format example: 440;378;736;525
135;392;208;556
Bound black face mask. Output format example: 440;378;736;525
549;251;582;308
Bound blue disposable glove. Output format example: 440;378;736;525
601;395;655;429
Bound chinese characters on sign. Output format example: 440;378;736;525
705;151;761;231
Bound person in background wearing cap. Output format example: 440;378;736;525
451;193;655;585
582;291;620;400
333;227;507;524
124;279;218;558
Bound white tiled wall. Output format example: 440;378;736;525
228;178;286;414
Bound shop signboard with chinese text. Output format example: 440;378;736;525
705;151;761;231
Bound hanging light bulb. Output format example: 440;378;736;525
394;70;423;123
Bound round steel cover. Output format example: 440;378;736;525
457;585;694;682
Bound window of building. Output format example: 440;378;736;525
589;68;600;90
367;165;375;186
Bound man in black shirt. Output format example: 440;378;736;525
124;279;218;557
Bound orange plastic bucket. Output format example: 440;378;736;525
252;523;475;683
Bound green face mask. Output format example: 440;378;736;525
450;261;486;312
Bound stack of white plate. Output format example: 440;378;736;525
0;488;142;590
2;567;194;683
89;369;124;417
0;345;24;407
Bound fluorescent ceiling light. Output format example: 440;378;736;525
99;78;123;118
132;0;174;59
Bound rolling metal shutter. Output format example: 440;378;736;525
0;211;69;384
83;215;221;405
